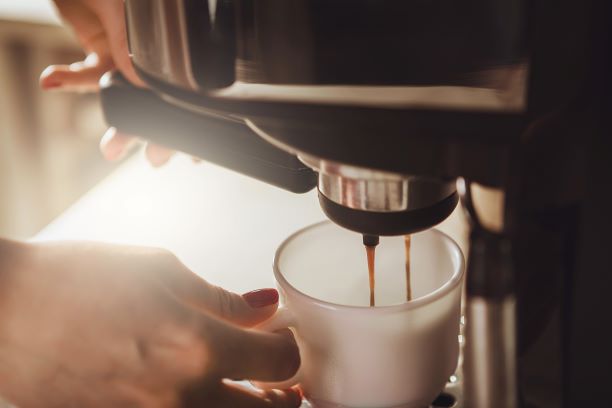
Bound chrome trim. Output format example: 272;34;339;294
319;173;410;212
126;0;199;91
300;155;456;213
464;296;517;408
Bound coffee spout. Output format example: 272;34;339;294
362;234;380;247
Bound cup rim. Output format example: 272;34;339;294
273;220;465;313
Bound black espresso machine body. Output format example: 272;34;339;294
100;1;612;406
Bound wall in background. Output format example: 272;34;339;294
0;17;119;239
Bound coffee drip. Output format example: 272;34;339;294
404;235;412;302
363;235;412;307
366;245;376;306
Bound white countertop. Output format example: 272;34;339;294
34;153;327;293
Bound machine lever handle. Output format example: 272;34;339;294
99;71;317;194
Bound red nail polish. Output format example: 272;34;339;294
43;81;62;89
242;288;279;308
291;386;304;400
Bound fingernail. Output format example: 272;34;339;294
242;288;279;308
42;81;62;89
292;385;305;399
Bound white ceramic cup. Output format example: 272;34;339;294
259;221;464;408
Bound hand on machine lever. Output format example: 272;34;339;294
39;0;175;167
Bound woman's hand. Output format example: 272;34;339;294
40;0;174;166
0;239;300;407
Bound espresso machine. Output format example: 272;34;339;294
100;1;611;406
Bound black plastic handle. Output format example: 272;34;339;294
99;72;317;193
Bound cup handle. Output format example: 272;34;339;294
253;306;301;390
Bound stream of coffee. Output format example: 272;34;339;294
365;235;412;307
404;235;412;302
366;245;376;307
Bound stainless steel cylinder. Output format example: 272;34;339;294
299;155;457;213
464;296;518;408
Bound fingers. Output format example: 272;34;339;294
51;0;106;52
40;53;113;91
101;128;176;167
100;128;139;161
182;381;302;408
144;144;175;167
207;320;300;382
46;0;144;90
